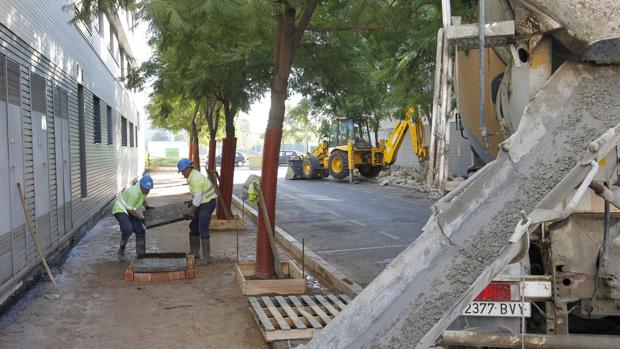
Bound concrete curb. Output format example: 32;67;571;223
231;194;363;297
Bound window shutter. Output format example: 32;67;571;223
31;73;46;113
93;96;101;144
0;54;6;102
6;59;21;106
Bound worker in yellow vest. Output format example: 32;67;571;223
112;176;153;259
177;159;217;265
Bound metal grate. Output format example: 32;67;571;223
93;95;101;143
78;85;87;198
0;54;6;102
107;105;113;144
30;73;46;113
129;121;134;147
6;59;20;106
53;86;61;118
60;90;68;118
121;116;127;146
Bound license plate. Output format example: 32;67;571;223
461;301;531;317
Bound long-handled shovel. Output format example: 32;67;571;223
17;183;61;300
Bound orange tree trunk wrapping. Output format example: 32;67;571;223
256;128;282;278
216;137;236;219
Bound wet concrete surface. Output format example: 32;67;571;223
0;172;268;349
233;169;434;287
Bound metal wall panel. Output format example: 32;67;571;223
0;2;143;299
0;1;141;121
0;54;12;284
7;59;24;230
0;54;11;236
0;234;12;284
6;58;26;272
30;73;51;251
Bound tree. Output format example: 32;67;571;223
283;99;318;151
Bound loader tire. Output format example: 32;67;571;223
329;151;349;180
303;156;323;179
359;165;382;178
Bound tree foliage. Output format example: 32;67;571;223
283;99;319;144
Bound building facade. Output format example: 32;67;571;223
0;1;144;302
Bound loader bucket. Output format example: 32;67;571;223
286;158;305;180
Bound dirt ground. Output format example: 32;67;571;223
0;171;282;349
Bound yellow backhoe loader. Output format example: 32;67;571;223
287;108;428;181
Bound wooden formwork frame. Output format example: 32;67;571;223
236;261;305;296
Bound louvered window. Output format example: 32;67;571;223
121;116;127;146
135;125;138;147
53;87;60;117
61;90;69;118
78;84;87;198
129;121;134;148
107;105;113;145
6;59;20;106
93;95;101;143
31;73;46;113
0;54;6;102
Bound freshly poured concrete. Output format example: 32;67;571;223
302;63;620;348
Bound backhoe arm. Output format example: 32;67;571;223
382;111;429;166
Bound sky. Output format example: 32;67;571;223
238;93;302;131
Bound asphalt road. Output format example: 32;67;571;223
232;166;434;287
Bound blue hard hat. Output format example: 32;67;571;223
177;158;192;173
140;175;154;190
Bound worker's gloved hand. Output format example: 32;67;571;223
140;217;146;225
187;205;196;218
144;205;154;210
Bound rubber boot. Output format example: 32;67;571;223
196;238;211;266
189;235;201;258
136;237;146;257
117;237;128;261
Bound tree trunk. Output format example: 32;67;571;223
189;101;201;170
205;97;220;173
189;125;195;163
217;101;237;220
256;0;318;279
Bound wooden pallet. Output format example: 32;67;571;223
124;253;195;281
248;294;351;342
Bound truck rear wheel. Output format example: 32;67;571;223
329;151;349;179
359;165;382;178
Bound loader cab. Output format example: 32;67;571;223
329;118;373;149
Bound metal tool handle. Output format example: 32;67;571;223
17;183;60;291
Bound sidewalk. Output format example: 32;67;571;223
0;171;270;349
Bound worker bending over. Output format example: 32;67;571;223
112;175;153;259
177;159;217;266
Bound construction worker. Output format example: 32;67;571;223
112;175;153;259
177;158;217;266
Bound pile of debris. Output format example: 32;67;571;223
376;166;427;192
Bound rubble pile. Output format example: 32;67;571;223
376;166;427;192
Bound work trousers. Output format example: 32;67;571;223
189;199;217;239
114;213;145;240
